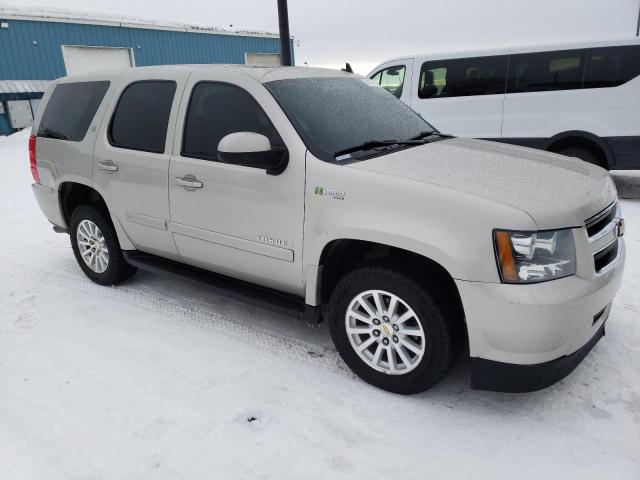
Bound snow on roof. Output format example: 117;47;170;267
0;3;281;38
0;79;50;94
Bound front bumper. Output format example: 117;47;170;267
456;238;625;392
470;314;607;392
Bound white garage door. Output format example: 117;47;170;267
245;53;281;66
62;46;134;76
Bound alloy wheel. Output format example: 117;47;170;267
345;289;426;375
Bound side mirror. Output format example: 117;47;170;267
217;132;288;175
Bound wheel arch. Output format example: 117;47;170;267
315;238;468;342
58;181;134;249
545;130;613;168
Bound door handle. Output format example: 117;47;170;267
97;161;118;172
174;176;203;189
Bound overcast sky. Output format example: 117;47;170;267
13;0;640;74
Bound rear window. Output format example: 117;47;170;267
507;49;586;93
109;80;176;154
584;45;640;89
37;81;109;141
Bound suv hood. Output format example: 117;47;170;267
347;138;617;229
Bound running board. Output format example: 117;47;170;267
123;251;321;324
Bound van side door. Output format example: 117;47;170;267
502;48;588;141
168;71;307;296
93;70;190;260
410;53;508;138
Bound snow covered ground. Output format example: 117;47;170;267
1;130;639;479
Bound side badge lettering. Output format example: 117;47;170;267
314;186;345;200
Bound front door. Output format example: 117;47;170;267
168;72;307;295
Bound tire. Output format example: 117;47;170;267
327;261;460;394
69;205;137;286
556;147;603;168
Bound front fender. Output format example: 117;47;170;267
305;155;538;284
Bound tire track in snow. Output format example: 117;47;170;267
5;258;351;377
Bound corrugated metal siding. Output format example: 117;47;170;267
0;19;287;80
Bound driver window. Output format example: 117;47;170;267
371;65;406;98
182;82;283;162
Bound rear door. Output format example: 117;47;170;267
93;69;190;260
168;71;307;295
410;53;508;138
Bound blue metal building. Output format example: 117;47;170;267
0;7;292;135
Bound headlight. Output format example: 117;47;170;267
493;229;576;284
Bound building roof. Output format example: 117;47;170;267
0;79;50;94
0;4;281;38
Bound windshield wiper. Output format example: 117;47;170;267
335;139;425;157
409;130;453;141
40;128;70;141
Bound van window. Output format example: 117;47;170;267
109;81;176;154
37;81;109;141
182;82;283;162
370;65;406;98
418;56;508;98
507;49;586;93
584;45;640;89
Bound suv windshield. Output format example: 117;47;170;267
265;77;436;162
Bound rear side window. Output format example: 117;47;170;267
507;49;586;93
584;45;640;89
418;55;508;98
182;82;283;162
109;81;176;154
37;81;109;141
370;65;406;98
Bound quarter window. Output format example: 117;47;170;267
37;81;109;141
371;65;406;98
109;81;176;154
182;82;283;162
507;49;586;93
584;45;640;89
418;55;508;98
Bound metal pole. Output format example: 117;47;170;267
277;0;292;66
636;0;640;36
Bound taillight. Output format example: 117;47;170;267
29;135;40;184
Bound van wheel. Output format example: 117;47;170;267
327;262;458;394
69;205;137;286
556;147;603;168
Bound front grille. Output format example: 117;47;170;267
585;202;617;239
593;239;619;274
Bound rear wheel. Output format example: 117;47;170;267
328;262;459;394
556;146;603;168
70;205;137;286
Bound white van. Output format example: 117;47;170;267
369;39;640;169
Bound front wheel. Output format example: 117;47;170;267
328;263;459;394
70;205;137;286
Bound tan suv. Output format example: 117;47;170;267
30;65;625;394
